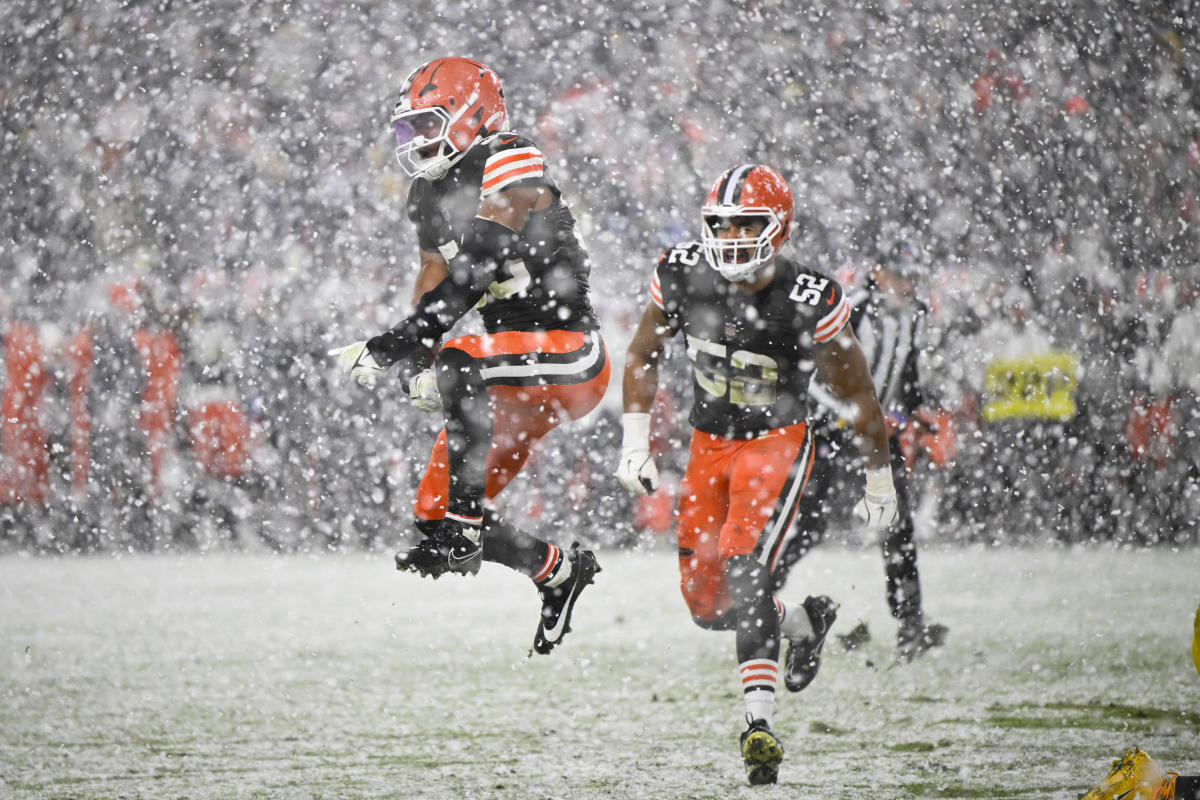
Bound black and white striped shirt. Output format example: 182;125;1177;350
808;284;927;422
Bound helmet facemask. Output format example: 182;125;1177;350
392;103;471;180
700;207;783;282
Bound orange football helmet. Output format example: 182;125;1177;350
391;57;508;179
700;164;794;281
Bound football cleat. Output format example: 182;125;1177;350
783;595;839;692
1080;748;1164;800
740;715;784;786
837;620;871;652
532;542;600;655
394;518;482;578
897;619;949;661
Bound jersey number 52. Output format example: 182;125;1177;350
789;274;828;306
686;334;779;406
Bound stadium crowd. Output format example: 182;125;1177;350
1;0;1198;552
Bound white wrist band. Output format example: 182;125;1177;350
621;412;651;452
864;466;894;496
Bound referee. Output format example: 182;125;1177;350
776;241;948;660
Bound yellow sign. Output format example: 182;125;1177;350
982;351;1079;422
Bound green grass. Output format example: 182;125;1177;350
987;701;1200;731
1;547;1197;799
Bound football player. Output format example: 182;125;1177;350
781;240;949;659
331;57;609;655
615;164;899;785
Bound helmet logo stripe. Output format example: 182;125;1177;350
721;164;754;205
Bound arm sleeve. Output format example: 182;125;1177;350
649;265;665;312
812;279;850;343
649;252;683;335
366;216;517;365
406;182;446;253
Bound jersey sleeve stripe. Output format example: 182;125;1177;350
481;162;545;194
813;297;851;342
483;147;542;173
650;274;664;310
482;148;545;194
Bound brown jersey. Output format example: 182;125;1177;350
651;242;850;438
405;131;597;334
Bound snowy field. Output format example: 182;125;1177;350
2;545;1197;800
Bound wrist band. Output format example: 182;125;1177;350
621;412;651;452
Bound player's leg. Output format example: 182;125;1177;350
1164;775;1200;800
395;343;493;577
769;420;836;594
675;432;735;630
400;331;605;582
721;425;827;784
401;330;609;652
483;331;609;654
674;434;787;783
884;434;948;658
726;424;837;697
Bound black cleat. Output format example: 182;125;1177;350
836;620;871;652
394;518;482;578
740;715;784;785
532;542;600;655
783;595;838;692
897;620;948;661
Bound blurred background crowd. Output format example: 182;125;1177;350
1;0;1198;553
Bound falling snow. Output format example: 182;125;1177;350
1;1;1198;796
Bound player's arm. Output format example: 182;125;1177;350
362;185;547;367
813;326;889;468
412;247;450;302
812;326;898;529
616;303;673;495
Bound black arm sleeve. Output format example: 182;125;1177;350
366;217;518;366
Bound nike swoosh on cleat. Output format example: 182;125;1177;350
541;593;574;642
448;550;478;569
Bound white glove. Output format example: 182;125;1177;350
615;412;659;495
854;466;899;530
406;368;442;413
328;341;388;388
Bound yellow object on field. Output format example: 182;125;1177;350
1193;599;1199;677
1080;748;1163;800
982;351;1079;423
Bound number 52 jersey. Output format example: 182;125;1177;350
650;241;851;439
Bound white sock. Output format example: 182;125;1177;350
739;659;778;724
776;598;815;640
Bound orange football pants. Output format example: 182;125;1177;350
676;422;814;623
414;329;610;521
